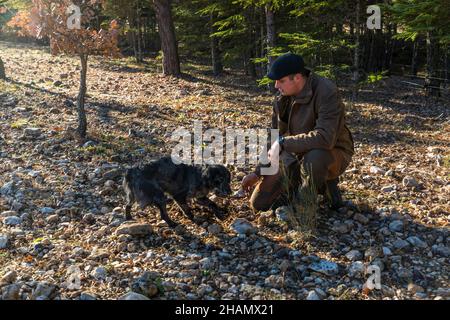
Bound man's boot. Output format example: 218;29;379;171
325;178;344;210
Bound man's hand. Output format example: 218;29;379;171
268;140;280;163
241;173;259;195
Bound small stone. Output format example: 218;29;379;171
82;213;96;224
393;239;410;250
408;283;424;294
0;181;14;196
118;292;150;300
46;214;59;224
40;207;55;215
104;180;115;188
434;288;450;297
370;166;386;175
199;257;212;269
80;292;97;300
102;169;122;181
264;275;284;289
402;176;420;188
382;247;392;256
354;213;369;225
91;267;107;280
131;273;159;298
384;169;394;177
53;80;63;87
308;260;339;276
0;234;9;249
1;270;17;284
406;236;427;248
231;218;256;235
232;188;246;198
315;288;327;299
348;261;365;277
333;222;351;234
364;247;381;260
179;260;198;269
1;210;17;218
388;220;404;232
346;250;363;261
115;223;153;236
275;206;290;222
431;245;450;257
306;290;321;300
207;223;222;235
23;127;41;138
1;284;20;300
3;216;21;226
83;141;96;148
32;282;56;300
381;185;395;193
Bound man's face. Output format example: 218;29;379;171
274;74;305;96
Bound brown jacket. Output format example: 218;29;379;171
273;73;354;165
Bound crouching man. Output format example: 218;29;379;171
242;53;355;211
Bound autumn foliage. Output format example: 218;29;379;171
8;0;121;139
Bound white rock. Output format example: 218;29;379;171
118;292;150;300
0;234;9;249
115;223;153;236
232;188;246;198
346;250;363;261
402;176;420;188
23;127;42;138
382;247;392;256
231;218;256;235
306;290;321;300
370;166;386;175
2;216;21;226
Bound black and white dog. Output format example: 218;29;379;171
123;157;232;227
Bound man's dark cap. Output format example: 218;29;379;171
267;53;309;80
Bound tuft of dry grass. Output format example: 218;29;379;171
280;163;318;235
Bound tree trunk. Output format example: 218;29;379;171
77;55;88;139
425;31;441;97
210;12;222;76
153;0;181;76
0;57;5;80
352;0;360;102
444;46;448;87
411;38;419;76
265;3;276;92
137;9;143;63
265;3;275;69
